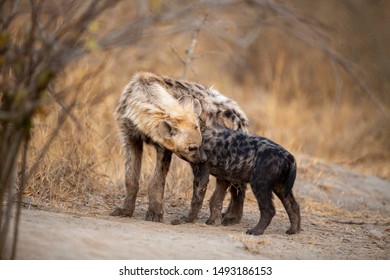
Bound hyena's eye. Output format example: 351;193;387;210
188;146;198;152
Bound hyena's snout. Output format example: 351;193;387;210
197;147;208;163
183;146;207;164
176;144;207;164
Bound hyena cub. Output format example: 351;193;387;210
187;127;301;235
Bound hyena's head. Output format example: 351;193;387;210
158;96;207;164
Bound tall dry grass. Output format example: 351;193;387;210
25;54;389;214
23;1;390;214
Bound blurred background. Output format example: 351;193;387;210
1;0;389;215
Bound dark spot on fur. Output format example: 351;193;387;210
238;140;248;148
176;81;187;90
256;148;273;161
195;84;204;90
164;79;174;87
220;130;230;139
236;133;246;141
224;110;233;118
250;139;258;146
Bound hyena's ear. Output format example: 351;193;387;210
192;99;202;117
158;120;177;139
178;95;202;117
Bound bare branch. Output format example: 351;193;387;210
0;0;20;29
181;15;207;78
168;13;209;79
169;45;186;66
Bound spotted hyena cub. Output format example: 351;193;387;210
187;127;301;235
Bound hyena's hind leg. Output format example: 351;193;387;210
246;180;275;235
273;184;301;234
145;145;172;222
111;121;143;217
222;183;246;225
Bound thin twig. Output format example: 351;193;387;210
182;14;209;79
169;45;186;66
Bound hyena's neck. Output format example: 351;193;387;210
201;126;235;153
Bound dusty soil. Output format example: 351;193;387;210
10;156;390;259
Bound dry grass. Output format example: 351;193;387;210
23;2;390;215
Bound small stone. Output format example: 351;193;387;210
171;218;184;225
368;229;384;239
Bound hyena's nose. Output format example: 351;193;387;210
199;148;207;163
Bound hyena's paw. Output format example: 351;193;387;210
205;216;221;226
246;227;264;236
286;227;301;235
110;207;133;217
184;215;196;223
221;214;241;226
145;210;163;222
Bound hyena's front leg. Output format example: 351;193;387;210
206;179;229;225
111;134;143;217
145;146;172;222
222;182;246;225
185;164;210;223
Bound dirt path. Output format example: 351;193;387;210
11;156;390;259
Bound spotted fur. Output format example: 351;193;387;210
187;127;301;235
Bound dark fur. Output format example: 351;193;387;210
187;127;301;235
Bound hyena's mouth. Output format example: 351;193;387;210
177;153;207;164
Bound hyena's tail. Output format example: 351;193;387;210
284;156;297;197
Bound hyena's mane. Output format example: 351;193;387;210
158;74;249;133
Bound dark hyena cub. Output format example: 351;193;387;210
188;127;301;235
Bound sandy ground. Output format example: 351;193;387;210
8;156;390;259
